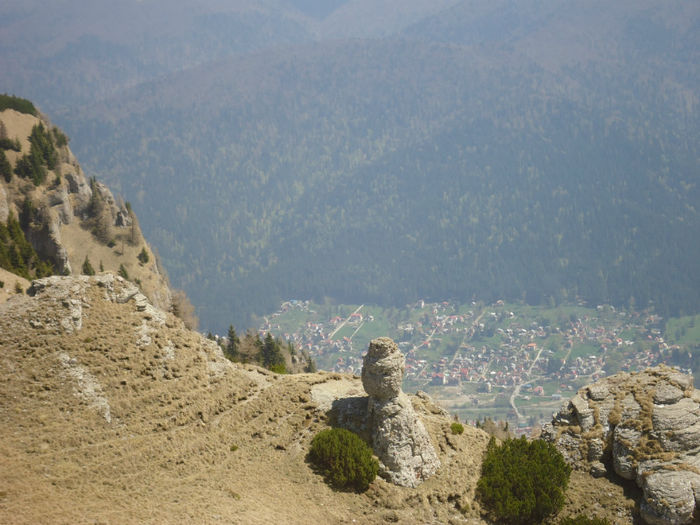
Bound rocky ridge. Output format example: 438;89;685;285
0;273;648;524
543;366;700;525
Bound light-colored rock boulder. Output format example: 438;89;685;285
641;470;699;525
362;337;405;400
362;337;440;487
612;426;641;480
544;366;700;525
652;397;700;431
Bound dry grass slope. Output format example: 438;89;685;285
0;275;639;524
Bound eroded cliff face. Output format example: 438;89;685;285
0;106;172;310
543;366;700;525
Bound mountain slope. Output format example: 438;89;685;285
2;1;698;332
62;8;699;330
0;274;638;523
0;98;173;311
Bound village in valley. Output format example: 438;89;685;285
257;299;700;434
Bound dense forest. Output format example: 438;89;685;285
1;1;697;332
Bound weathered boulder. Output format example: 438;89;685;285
543;366;699;525
362;337;405;400
362;337;440;487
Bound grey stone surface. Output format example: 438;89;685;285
362;337;405;400
0;183;8;223
362;337;440;488
612;426;641;480
654;382;685;404
544;366;700;525
641;470;699;525
652;397;700;431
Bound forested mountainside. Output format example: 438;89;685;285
2;0;697;332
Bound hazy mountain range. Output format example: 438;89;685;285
1;0;698;332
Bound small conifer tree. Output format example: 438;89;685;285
477;436;571;524
309;428;378;492
137;247;149;264
82;256;95;276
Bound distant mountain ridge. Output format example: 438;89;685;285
1;1;697;332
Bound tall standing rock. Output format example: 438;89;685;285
362;337;440;487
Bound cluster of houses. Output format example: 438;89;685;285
258;300;684;410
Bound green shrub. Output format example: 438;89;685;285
269;363;287;374
477;436;571;524
559;517;611;525
0;94;38;116
118;264;129;280
451;422;464;435
309;428;378;492
82;256;95;276
0;138;20;152
0;150;9;182
137;247;149;264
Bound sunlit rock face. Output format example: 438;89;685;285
543;366;700;525
362;337;440;488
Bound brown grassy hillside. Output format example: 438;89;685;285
0;274;638;524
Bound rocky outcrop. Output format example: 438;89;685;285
543;366;700;525
0;183;8;223
362;337;440;487
26;210;72;274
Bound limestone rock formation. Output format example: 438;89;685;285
362;337;440;487
543;366;700;525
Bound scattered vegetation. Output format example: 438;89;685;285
51;126;68;147
0;212;53;279
0;94;38;116
83;177;113;243
14;282;23;294
118;264;129;280
0;150;11;182
309;428;378;492
14;122;58;186
476;418;513;441
137;247;149;264
477;436;571;525
82;256;95;276
0;121;21;152
450;422;464;435
220;325;316;373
